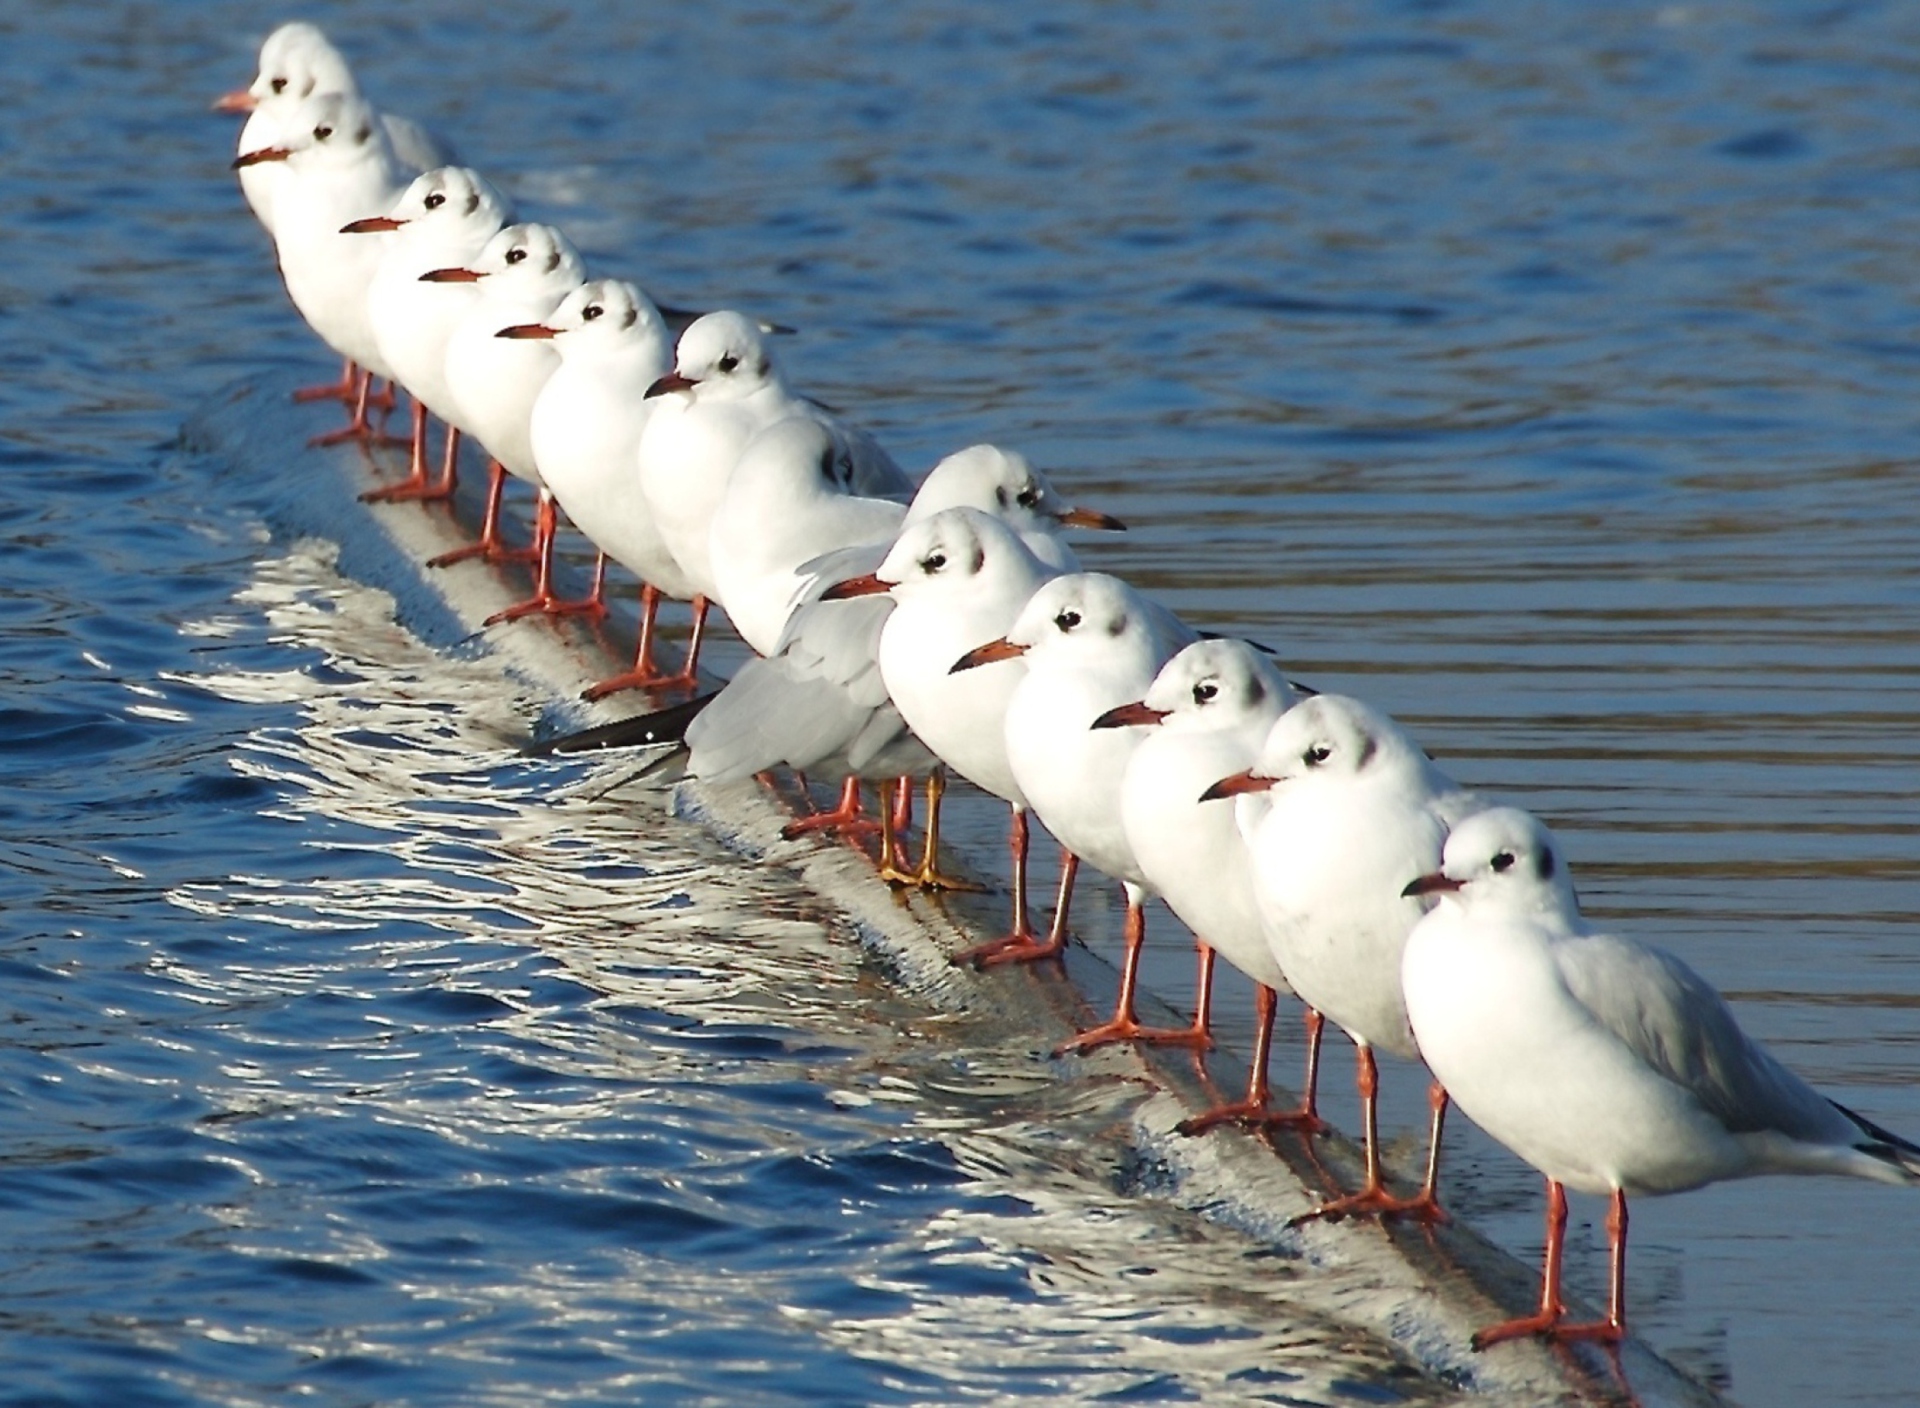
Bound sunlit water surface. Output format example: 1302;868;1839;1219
2;2;1918;1405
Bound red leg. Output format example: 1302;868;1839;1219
954;811;1074;966
1475;1184;1628;1349
293;357;357;404
308;367;380;447
891;775;914;836
783;777;881;840
1292;1046;1448;1225
361;398;451;503
487;497;610;624
584;589;706;698
430;462;539;569
1054;890;1214;1055
1179;983;1330;1135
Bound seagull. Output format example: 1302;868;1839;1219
1207;694;1479;1223
707;417;910;660
217;22;453;240
956;573;1199;1053
675;447;1121;868
637;311;906;679
350;166;512;503
509;279;697;693
1402;806;1920;1349
236;92;406;446
218;23;453;410
1101;638;1320;1130
434;223;589;621
823;508;1064;943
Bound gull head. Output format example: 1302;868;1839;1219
1137;638;1295;735
1406;807;1576;918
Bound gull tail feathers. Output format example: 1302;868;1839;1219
1832;1100;1920;1181
522;692;718;757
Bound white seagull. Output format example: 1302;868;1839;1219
1402;805;1920;1349
680;447;1121;870
1208;694;1479;1223
955;573;1203;1056
824;507;1065;945
707;416;910;660
435;223;589;621
637;311;906;679
510;280;694;693
1102;639;1317;1129
236;91;406;446
351;166;512;502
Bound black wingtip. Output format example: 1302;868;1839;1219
1832;1098;1920;1160
523;691;719;757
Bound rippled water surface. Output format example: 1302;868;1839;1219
3;2;1919;1404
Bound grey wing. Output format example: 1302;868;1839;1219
381;113;457;173
1555;932;1855;1145
684;595;895;782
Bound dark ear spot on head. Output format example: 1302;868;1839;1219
356;125;372;143
1538;849;1555;880
968;543;986;574
621;307;638;329
544;251;560;272
464;192;480;214
1356;735;1377;768
1106;614;1126;637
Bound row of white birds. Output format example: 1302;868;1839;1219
221;21;1916;1359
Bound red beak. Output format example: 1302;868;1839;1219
1091;701;1169;729
419;267;484;283
1057;506;1127;531
1402;872;1464;897
212;89;257;114
645;371;698;398
231;146;292;169
818;572;889;601
949;638;1028;673
341;215;405;234
1198;769;1276;803
497;323;559;340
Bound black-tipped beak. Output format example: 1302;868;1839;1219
1402;872;1464;897
950;638;1028;673
1199;769;1275;803
341;215;404;234
1092;701;1170;729
819;572;889;601
1057;506;1127;531
232;146;291;169
645;371;698;399
497;323;559;339
419;267;484;283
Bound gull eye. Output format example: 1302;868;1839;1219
1491;851;1516;873
716;353;740;374
1303;744;1332;767
1055;610;1081;631
582;304;604;321
313;124;333;141
1193;681;1219;704
1016;485;1041;508
424;192;446;210
922;552;947;573
270;77;288;94
505;247;528;264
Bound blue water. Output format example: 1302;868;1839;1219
3;1;1919;1403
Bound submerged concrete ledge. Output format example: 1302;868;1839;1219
184;373;1731;1407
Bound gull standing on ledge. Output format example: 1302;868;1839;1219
1208;694;1479;1224
1103;639;1317;1129
1402;806;1920;1349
